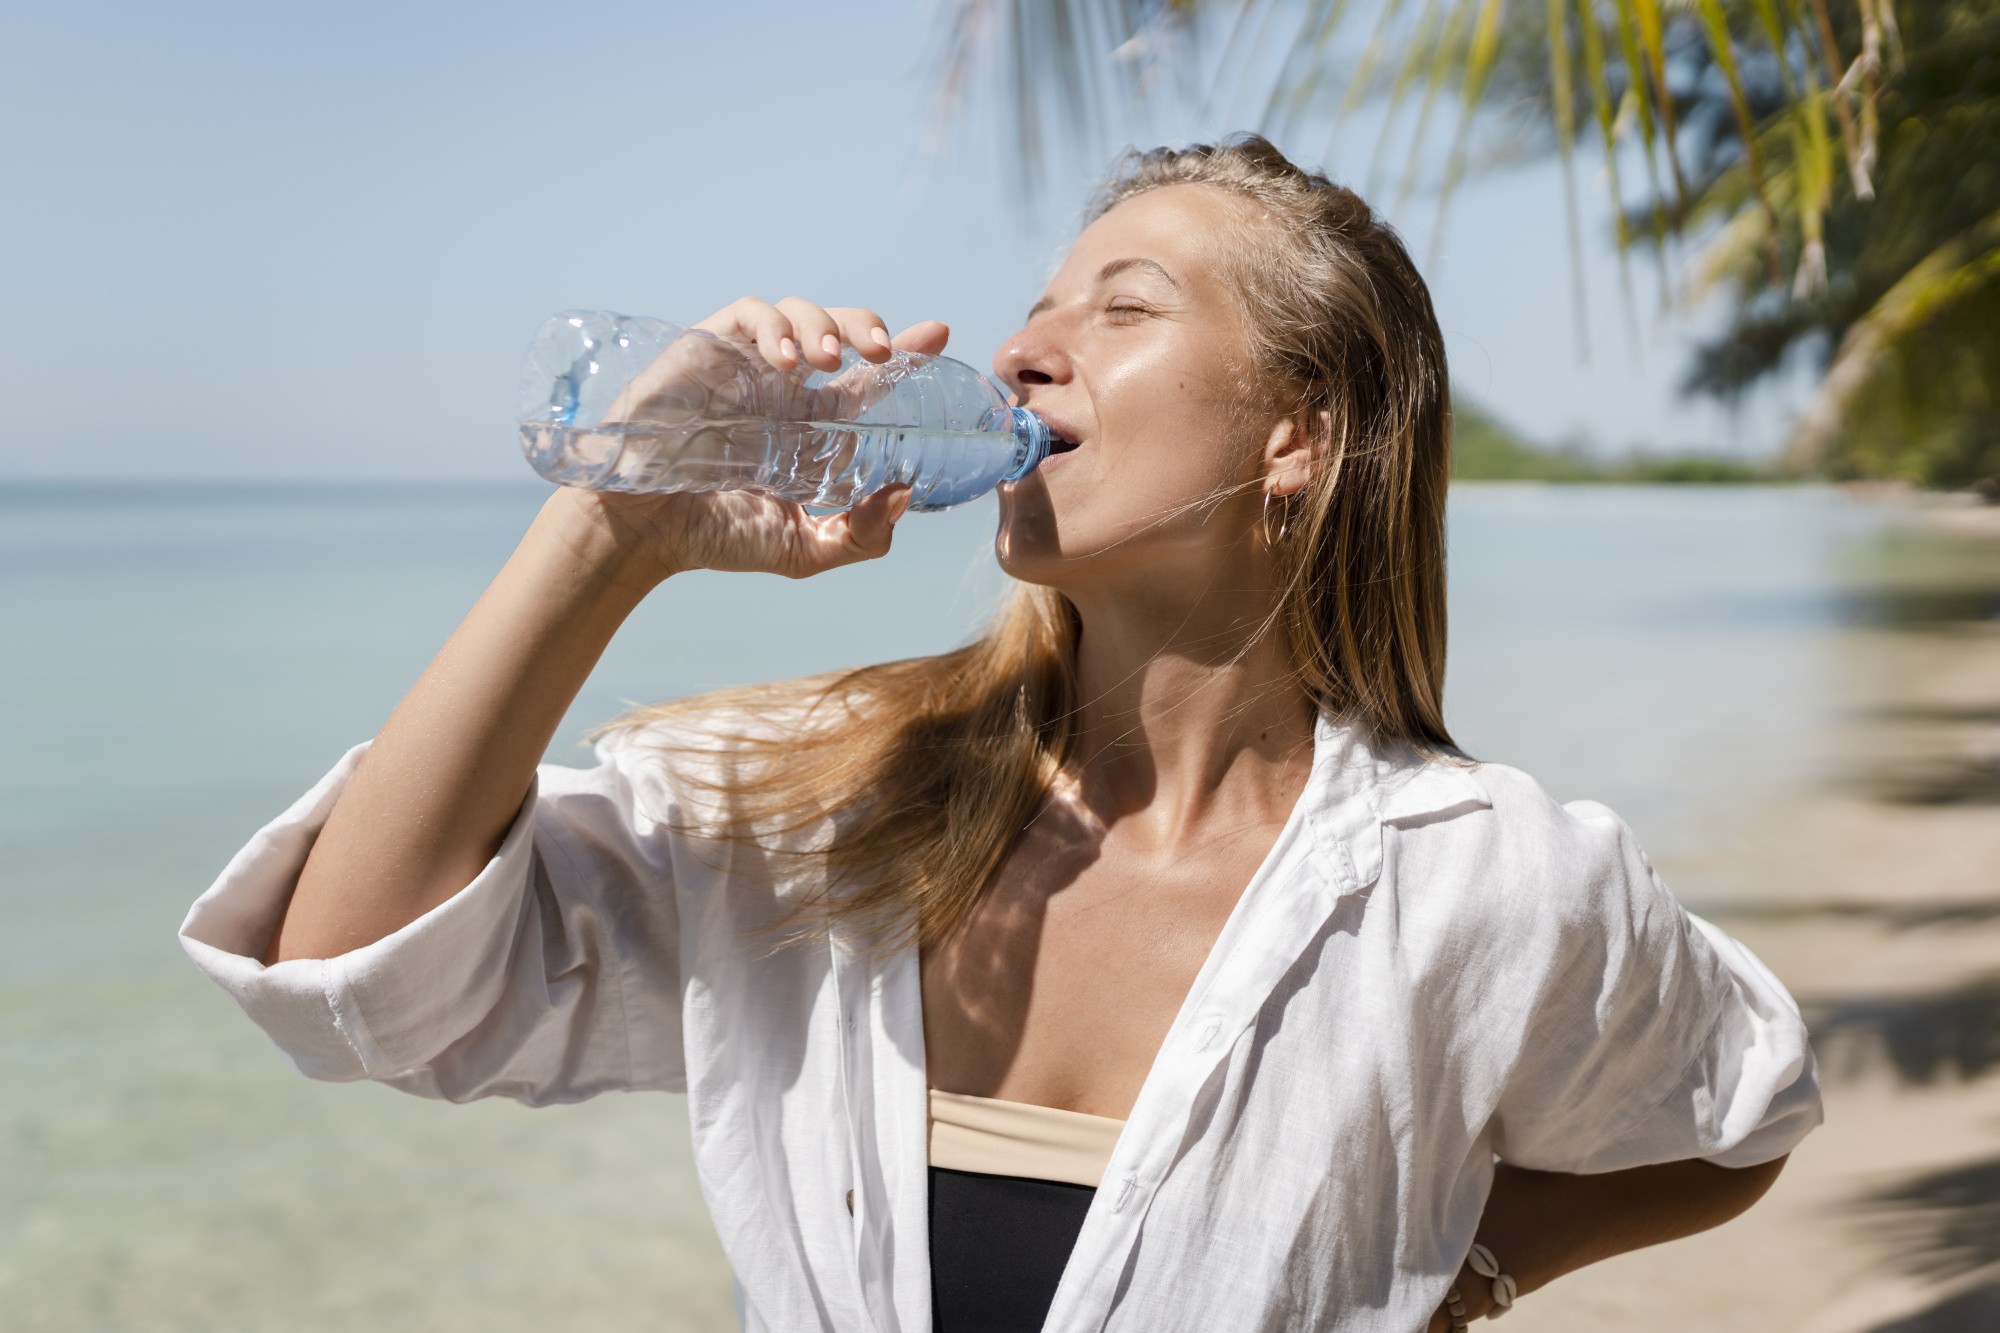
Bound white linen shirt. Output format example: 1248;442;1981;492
180;710;1821;1333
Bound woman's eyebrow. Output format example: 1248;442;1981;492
1025;257;1183;321
1097;257;1181;289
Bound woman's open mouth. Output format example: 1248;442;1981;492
1038;413;1084;459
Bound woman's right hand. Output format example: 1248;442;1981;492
546;296;953;588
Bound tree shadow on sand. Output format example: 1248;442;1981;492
1867;704;2000;727
1866;1282;2000;1332
1700;898;2000;931
1856;1153;2000;1332
1804;974;2000;1085
1859;758;2000;807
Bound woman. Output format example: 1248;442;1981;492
181;136;1821;1332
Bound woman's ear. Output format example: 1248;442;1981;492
1262;409;1323;499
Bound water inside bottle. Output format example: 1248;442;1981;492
520;418;1028;512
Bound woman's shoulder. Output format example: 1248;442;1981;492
1457;757;1622;835
1385;750;1672;926
1365;740;1618;840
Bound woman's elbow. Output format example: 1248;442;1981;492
1700;1152;1789;1224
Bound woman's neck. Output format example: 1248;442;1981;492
1062;576;1316;849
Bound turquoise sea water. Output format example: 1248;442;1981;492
0;483;1881;1330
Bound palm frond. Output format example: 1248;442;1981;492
1787;207;2000;470
1629;0;1692;212
923;0;1862;297
1359;0;1441;196
1424;0;1508;257
1693;0;1785;283
1528;0;1593;358
1606;0;1677;282
923;1;1997;484
1577;0;1648;334
1328;0;1414;154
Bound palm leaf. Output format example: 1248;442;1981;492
1328;0;1413;155
1424;0;1507;260
1852;0;1885;196
1531;0;1592;358
1577;0;1649;331
1798;0;1869;195
925;0;1904;362
1260;0;1356;143
1608;0;1677;275
1693;0;1785;285
1788;207;2000;469
1368;0;1449;200
1390;0;1475;212
1629;0;1691;212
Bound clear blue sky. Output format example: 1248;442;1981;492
0;0;1808;481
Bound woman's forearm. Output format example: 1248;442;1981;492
1481;1156;1787;1293
1431;1155;1788;1326
264;493;664;964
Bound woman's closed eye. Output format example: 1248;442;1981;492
1104;300;1155;322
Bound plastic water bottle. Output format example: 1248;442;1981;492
517;311;1051;512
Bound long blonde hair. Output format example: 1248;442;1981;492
608;134;1455;950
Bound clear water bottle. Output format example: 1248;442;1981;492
517;310;1051;512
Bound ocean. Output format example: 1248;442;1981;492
0;482;1886;1329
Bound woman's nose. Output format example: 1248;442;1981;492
992;324;1070;397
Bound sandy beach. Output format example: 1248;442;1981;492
1522;500;2000;1333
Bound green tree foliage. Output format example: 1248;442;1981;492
931;2;1997;489
1668;5;2000;489
1480;2;1999;487
1450;400;1766;481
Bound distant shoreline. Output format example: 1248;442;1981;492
0;477;553;499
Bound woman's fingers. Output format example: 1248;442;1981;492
746;302;803;372
697;298;938;375
846;483;912;555
774;297;845;372
890;320;950;357
827;307;895;364
793;484;911;574
695;297;800;372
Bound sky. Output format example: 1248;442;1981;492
0;0;1813;482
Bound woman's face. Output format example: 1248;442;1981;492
991;184;1282;593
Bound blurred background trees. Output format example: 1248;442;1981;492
931;1;2000;491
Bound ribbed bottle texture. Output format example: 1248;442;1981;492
518;311;1049;512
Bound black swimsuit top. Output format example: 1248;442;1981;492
925;1090;1125;1333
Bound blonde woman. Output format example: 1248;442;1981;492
182;136;1821;1332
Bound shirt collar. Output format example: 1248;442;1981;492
1303;710;1491;895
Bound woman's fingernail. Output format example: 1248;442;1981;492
870;327;892;349
779;337;798;361
822;333;841;357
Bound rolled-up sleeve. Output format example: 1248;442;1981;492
1490;800;1822;1174
178;732;686;1105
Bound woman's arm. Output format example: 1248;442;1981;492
263;494;660;963
1426;1155;1788;1329
264;299;939;965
